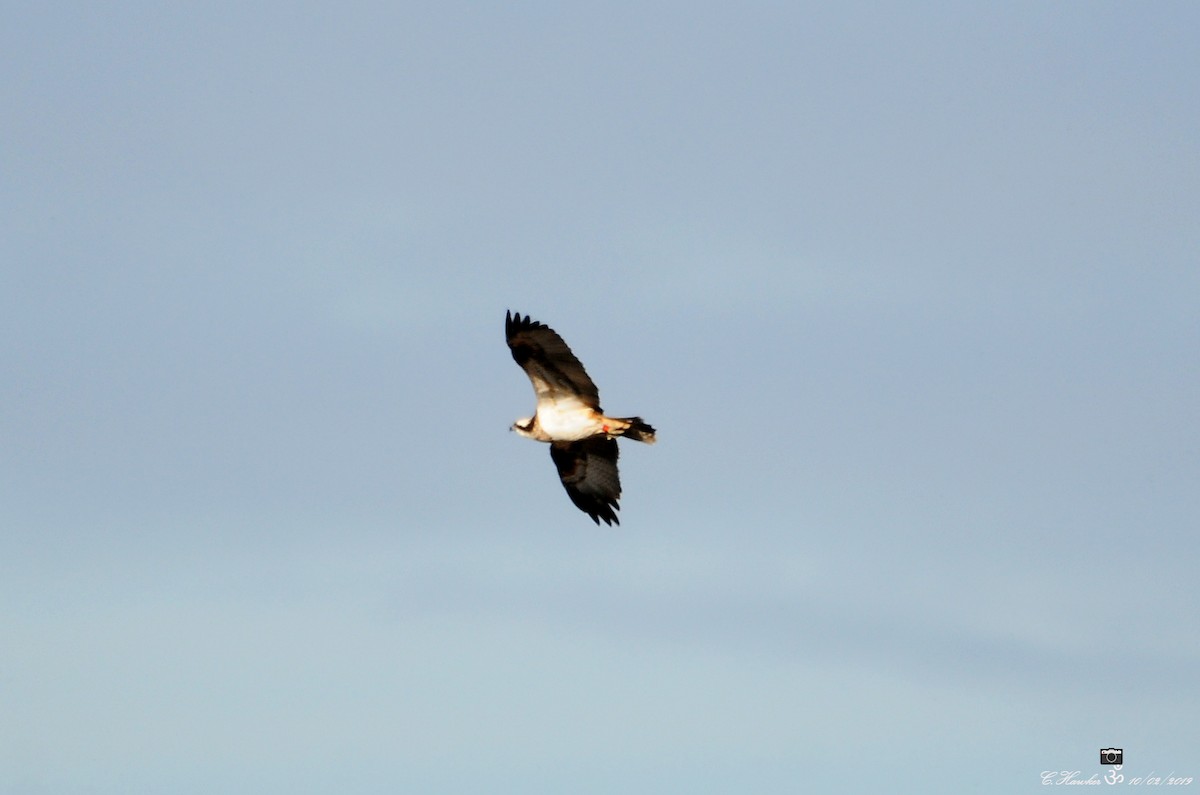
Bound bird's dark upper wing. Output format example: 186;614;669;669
506;311;600;409
549;436;621;526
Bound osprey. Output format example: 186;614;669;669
506;311;656;525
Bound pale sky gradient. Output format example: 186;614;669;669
2;3;1198;793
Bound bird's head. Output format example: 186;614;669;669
510;417;535;438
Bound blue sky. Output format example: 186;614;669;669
2;2;1197;792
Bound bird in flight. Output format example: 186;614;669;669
506;311;656;525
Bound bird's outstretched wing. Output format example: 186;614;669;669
549;436;622;526
506;311;600;409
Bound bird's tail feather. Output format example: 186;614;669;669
614;417;656;444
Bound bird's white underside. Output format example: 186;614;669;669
531;397;607;441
